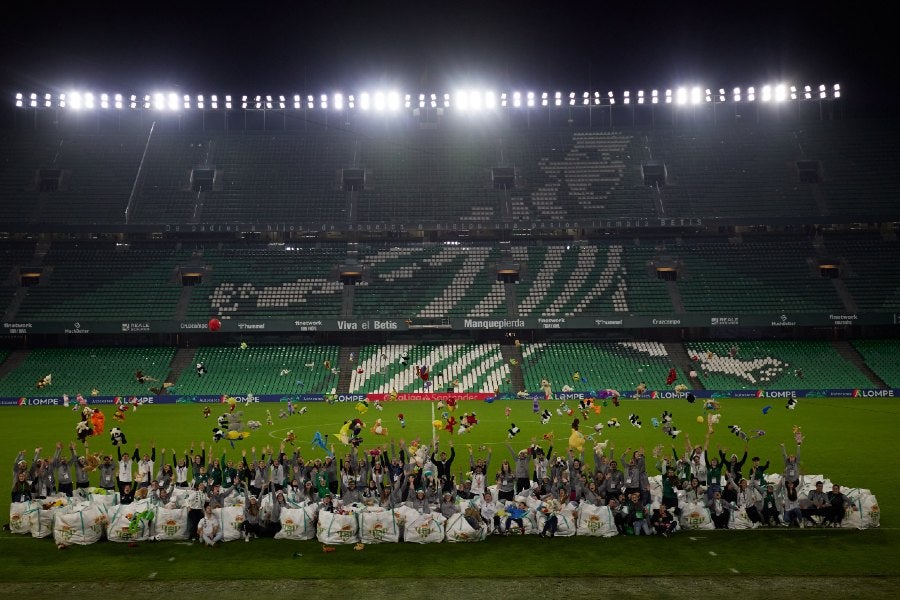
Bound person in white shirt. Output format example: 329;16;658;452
197;504;222;546
478;490;502;534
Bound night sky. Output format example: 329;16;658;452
0;0;893;114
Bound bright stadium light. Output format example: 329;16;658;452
455;90;468;110
568;91;575;106
167;92;179;111
305;94;312;109
733;87;741;102
651;89;658;104
320;94;327;109
278;95;285;109
144;94;152;109
540;92;548;107
129;94;137;109
348;94;355;109
819;84;827;99
676;87;686;105
443;93;450;108
776;84;788;102
417;93;425;108
718;88;726;102
582;91;589;105
623;90;630;105
690;87;701;105
593;91;601;105
554;91;561;107
224;95;232;109
15;92;23;107
183;94;191;109
500;92;508;107
335;93;344;110
665;89;673;104
833;83;841;98
704;88;711;102
84;92;95;109
470;90;482;110
45;93;52;108
403;93;411;109
60;93;67;108
747;86;755;102
360;92;370;111
527;91;535;107
637;90;644;105
387;91;400;111
485;90;496;109
29;92;37;107
100;93;109;109
152;93;164;110
512;91;521;107
430;93;437;108
293;94;300;109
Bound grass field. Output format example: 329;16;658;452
1;395;899;596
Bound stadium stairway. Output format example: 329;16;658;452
831;340;887;389
500;343;525;393
665;280;685;314
663;342;705;390
338;346;358;394
165;347;198;387
0;349;31;380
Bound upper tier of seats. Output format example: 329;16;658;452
2;122;898;227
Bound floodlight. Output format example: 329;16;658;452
470;90;482;110
718;88;726;102
527;91;535;107
676;87;687;105
85;92;96;109
404;93;411;108
443;93;450;108
29;92;37;108
45;93;52;108
418;93;425;108
554;91;561;107
819;84;826;91
15;92;22;107
775;84;786;102
348;94;355;109
167;92;178;111
623;90;630;105
455;90;468;110
705;89;712;103
665;89;673;104
512;91;521;107
747;86;755;102
485;91;496;109
144;94;152;109
319;93;327;109
594;91;601;105
540;92;548;107
129;94;137;109
335;93;344;110
500;92;507;107
690;87;701;105
100;93;108;109
360;92;371;110
225;95;232;109
762;85;772;102
304;94;311;109
183;94;190;109
834;83;840;91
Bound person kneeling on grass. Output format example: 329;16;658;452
651;505;677;537
197;504;222;547
240;488;265;542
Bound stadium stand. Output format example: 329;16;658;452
348;343;510;393
682;341;872;390
14;243;187;321
0;347;173;397
186;244;346;320
521;341;673;392
173;345;339;395
851;340;900;387
821;234;900;312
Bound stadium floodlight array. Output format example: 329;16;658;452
13;82;842;111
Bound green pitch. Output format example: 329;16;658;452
1;396;899;586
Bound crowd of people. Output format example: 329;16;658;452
11;423;855;545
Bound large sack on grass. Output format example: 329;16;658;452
274;504;319;540
358;508;400;543
730;507;759;530
87;488;119;508
152;507;190;541
403;512;446;543
9;502;33;534
576;504;618;537
317;510;359;544
218;505;244;542
106;501;154;542
53;505;106;545
444;512;486;542
843;493;880;529
30;497;70;539
679;502;715;530
536;508;577;537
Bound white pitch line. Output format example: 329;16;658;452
148;572;157;579
730;568;740;574
708;551;717;556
